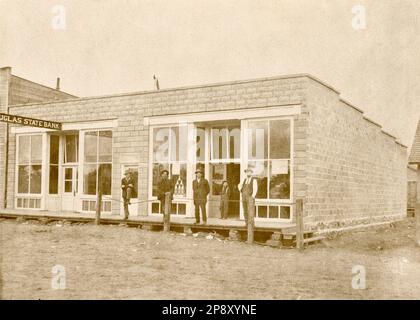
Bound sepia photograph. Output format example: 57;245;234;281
0;0;420;307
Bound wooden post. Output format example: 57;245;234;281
295;198;304;251
95;189;102;225
247;197;255;244
416;165;420;247
163;192;171;232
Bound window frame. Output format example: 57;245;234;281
242;116;294;221
15;133;44;197
150;124;189;200
80;129;113;198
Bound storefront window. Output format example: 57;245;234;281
152;126;188;198
83;131;112;195
49;135;59;194
17;135;43;194
247;119;291;200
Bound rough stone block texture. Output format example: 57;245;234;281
304;80;407;228
9;75;76;106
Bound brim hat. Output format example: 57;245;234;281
244;168;253;173
160;169;169;175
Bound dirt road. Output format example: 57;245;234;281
1;217;419;299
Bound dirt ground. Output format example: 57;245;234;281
1;217;419;300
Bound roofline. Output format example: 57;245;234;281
381;129;397;140
11;74;77;98
339;98;364;114
363;115;382;128
9;73;338;108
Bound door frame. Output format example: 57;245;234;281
61;164;79;212
120;164;139;217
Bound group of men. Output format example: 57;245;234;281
121;167;258;225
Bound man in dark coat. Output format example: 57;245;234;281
121;170;134;220
157;169;174;214
193;168;210;224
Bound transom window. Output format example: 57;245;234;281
65;134;79;163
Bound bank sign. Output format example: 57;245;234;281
0;113;62;130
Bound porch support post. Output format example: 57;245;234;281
296;198;304;251
416;165;420;247
163;192;171;232
247;197;255;244
95;189;102;225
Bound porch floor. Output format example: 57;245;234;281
0;209;295;232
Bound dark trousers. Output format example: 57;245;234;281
123;199;130;219
242;196;255;225
194;202;207;223
220;199;229;219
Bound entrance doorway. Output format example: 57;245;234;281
120;165;139;217
208;163;240;219
62;165;78;211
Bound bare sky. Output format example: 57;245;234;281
0;0;419;146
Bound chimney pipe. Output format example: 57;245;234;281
56;77;60;90
153;75;160;90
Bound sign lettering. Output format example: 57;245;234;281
0;113;62;130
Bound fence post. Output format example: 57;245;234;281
247;197;255;244
163;192;171;232
95;189;102;225
296;198;304;251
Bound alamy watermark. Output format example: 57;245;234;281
351;265;366;290
51;5;66;30
51;264;66;290
351;5;366;30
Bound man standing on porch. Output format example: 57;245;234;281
157;170;174;214
193;168;210;225
238;168;258;226
121;170;134;220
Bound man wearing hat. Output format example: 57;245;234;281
192;168;210;224
121;169;134;219
157;169;174;214
238;167;258;225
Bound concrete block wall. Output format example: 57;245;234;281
6;75;309;215
9;76;76;105
0;67;11;209
304;80;407;229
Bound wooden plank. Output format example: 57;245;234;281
163;193;171;232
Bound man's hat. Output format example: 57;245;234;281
160;169;169;175
195;168;203;174
244;167;253;173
